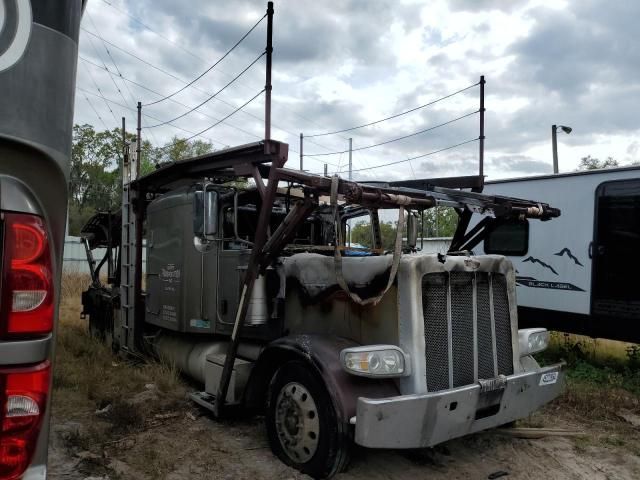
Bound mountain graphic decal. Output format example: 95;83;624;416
554;248;584;266
522;256;558;275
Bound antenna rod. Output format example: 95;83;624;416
264;1;274;146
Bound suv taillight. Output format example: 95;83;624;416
0;361;50;480
1;213;53;337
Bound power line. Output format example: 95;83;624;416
82;28;186;84
82;93;109;130
79;20;339;166
143;13;266;106
406;156;417;179
77;86;230;148
305;110;479;157
80;28;346;155
305;82;480;138
157;89;266;153
86;11;136;104
83;28;130;111
79;82;340;168
80;56;259;143
97;0;351;141
144;52;265;128
100;0;206;62
79;58;338;166
80;61;119;124
85;11;161;146
348;137;479;174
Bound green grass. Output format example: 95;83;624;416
537;331;640;421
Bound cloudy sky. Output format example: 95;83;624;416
75;0;640;182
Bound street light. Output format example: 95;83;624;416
552;124;572;174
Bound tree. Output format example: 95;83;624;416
68;125;216;235
419;207;458;238
69;125;125;234
70;124;121;209
351;220;399;250
349;206;459;251
577;155;619;170
155;136;214;164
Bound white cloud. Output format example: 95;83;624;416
74;0;640;181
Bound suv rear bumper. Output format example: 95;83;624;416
354;363;564;448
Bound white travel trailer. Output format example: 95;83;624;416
480;166;640;343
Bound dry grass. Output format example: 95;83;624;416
53;272;640;474
54;299;186;416
539;331;640;434
517;334;640;456
59;270;92;303
53;273;188;454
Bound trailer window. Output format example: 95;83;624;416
484;219;529;256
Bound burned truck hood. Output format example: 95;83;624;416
281;253;394;299
280;252;516;302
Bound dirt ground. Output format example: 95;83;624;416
48;291;640;480
48;405;640;480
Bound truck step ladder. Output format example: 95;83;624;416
189;392;217;413
118;140;139;353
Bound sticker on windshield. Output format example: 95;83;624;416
539;371;558;386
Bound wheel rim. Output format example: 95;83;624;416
274;381;320;463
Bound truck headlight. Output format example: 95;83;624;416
340;345;410;378
518;328;550;356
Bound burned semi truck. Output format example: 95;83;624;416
81;140;565;479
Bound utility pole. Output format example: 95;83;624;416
121;116;127;166
264;1;274;146
552;124;559;174
120;117;131;185
324;163;328;176
299;133;303;171
348;138;353;181
479;75;485;188
136;102;142;178
551;124;572;174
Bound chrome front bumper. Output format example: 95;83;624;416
354;363;565;448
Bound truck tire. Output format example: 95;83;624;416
266;361;351;479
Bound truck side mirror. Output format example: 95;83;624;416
407;211;418;249
193;186;218;241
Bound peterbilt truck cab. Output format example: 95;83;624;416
81;141;564;479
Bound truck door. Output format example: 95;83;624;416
591;179;640;321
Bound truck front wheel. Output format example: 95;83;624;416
266;361;350;479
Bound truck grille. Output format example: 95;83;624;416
422;272;514;392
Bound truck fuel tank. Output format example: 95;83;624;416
240;268;269;326
152;333;261;384
204;354;253;404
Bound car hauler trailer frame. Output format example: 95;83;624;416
476;166;640;343
0;2;86;479
81;137;566;478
